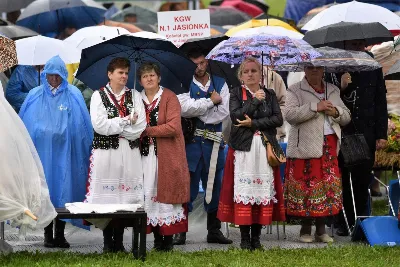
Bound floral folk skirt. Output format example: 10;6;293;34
284;134;342;217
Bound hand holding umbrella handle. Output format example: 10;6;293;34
340;72;352;90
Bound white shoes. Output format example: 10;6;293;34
299;233;334;243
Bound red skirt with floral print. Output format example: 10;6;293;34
217;147;286;225
284;134;342;217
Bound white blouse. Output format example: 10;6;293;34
90;85;146;141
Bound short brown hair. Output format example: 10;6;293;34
107;57;130;73
137;61;161;79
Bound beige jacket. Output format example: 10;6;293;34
263;67;287;140
284;78;351;159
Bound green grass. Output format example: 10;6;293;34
1;246;400;267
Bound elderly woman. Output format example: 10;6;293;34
217;57;286;250
138;62;190;252
284;66;351;243
85;57;146;252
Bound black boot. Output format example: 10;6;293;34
113;227;126;252
251;224;262;250
239;225;252;250
173;233;186;246
206;211;233;244
44;221;55;248
172;232;186;245
53;220;70;248
162;235;174;252
153;231;163;251
102;225;114;253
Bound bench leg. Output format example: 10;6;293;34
139;216;147;261
132;222;139;259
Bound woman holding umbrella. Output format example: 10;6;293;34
284;65;351;243
218;57;286;250
138;61;190;252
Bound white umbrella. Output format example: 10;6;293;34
231;25;304;39
128;31;170;41
302;1;400;31
16;35;81;65
64;25;129;50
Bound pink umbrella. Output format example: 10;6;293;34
220;0;263;17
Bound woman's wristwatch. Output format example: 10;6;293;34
334;108;339;118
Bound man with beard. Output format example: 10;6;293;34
173;49;232;245
327;39;388;236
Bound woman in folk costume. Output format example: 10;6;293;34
19;55;93;249
85;57;146;252
284;66;351;243
138;62;190;252
218;57;286;250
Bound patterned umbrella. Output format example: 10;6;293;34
274;46;381;73
0;35;18;73
206;34;321;66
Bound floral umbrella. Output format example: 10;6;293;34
0;35;18;73
206;34;321;66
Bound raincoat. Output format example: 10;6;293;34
19;56;93;214
6;65;40;112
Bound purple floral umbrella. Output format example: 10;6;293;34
206;34;321;66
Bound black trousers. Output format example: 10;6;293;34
338;158;374;228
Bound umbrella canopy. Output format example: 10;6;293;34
274;46;381;73
179;35;239;88
220;0;263;17
16;35;81;65
209;6;251;26
385;60;400;80
0;35;18;72
16;0;106;34
109;5;157;25
302;1;400;31
206;35;321;66
0;25;38;40
232;25;304;39
76;32;196;93
225;19;299;36
211;0;269;13
255;13;297;29
297;3;334;29
0;0;34;13
303;21;394;48
64;25;129;50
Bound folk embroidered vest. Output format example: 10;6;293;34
92;88;139;150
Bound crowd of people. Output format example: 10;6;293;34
1;32;388;252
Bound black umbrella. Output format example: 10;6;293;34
303;21;394;49
210;7;251;26
274;46;381;73
76;34;196;94
0;25;38;40
385;60;400;80
180;35;240;89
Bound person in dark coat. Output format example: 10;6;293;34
328;39;388;236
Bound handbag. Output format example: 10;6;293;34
262;133;286;167
340;133;371;167
340;90;371;167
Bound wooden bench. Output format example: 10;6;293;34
55;208;147;261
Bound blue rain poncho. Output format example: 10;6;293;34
19;56;93;216
6;65;40;112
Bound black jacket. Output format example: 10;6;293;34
328;67;388;152
228;86;283;152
